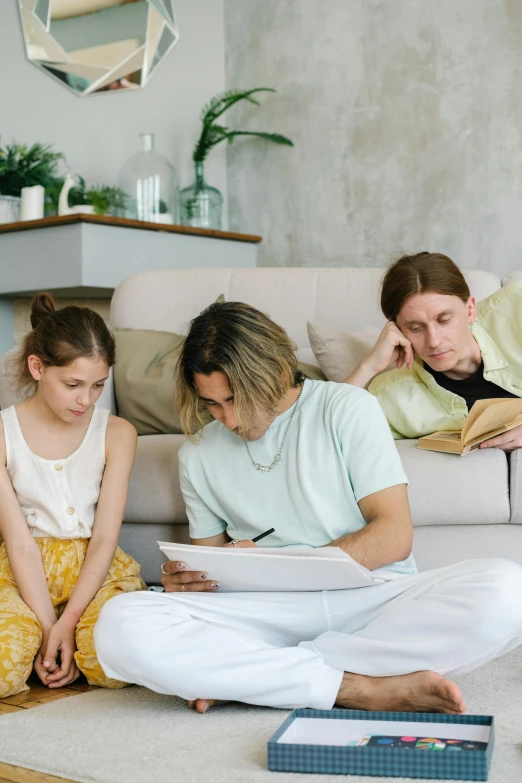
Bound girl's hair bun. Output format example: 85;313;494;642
30;292;56;329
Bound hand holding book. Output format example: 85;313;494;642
418;398;522;455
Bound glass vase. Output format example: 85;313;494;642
119;133;179;224
180;162;223;230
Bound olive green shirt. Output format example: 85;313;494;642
368;282;522;439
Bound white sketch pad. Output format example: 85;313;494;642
158;542;404;592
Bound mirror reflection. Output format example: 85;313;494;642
18;1;179;97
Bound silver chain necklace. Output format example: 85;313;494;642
244;384;304;473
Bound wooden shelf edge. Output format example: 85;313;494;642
0;214;262;244
0;761;76;783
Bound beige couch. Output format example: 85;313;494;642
104;267;522;584
1;267;521;584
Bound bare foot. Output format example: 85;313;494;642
335;670;466;714
187;699;230;714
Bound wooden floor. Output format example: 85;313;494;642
0;677;97;783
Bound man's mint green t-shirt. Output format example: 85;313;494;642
179;380;416;575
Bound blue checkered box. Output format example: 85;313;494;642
268;709;494;780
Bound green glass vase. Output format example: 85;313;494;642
180;161;223;230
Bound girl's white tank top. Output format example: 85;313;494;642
1;404;109;539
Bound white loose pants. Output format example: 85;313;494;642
95;558;522;710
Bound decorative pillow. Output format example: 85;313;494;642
307;322;384;382
113;327;186;435
113;295;225;436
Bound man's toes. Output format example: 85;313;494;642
435;679;465;712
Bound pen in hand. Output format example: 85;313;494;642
251;527;275;544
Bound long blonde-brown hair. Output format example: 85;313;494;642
175;301;303;440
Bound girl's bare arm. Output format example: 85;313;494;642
58;416;138;628
0;421;56;632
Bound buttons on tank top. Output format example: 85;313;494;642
66;506;75;515
54;463;63;471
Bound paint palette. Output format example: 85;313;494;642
358;735;488;752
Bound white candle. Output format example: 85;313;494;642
20;185;45;220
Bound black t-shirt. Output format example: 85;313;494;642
429;361;517;410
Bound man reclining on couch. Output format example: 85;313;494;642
346;252;522;447
94;301;522;714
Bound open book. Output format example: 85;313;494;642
158;542;404;592
417;397;522;456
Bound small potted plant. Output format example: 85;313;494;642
180;88;293;230
0;141;64;223
47;176;127;216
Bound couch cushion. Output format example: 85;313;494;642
125;434;188;524
119;522;191;585
412;524;522;571
397;439;510;526
113;327;185;436
126;433;511;528
113;294;225;435
111;268;501;366
308;322;386;382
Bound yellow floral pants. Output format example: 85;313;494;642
0;538;146;698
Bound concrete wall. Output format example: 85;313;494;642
0;0;227;221
225;0;522;276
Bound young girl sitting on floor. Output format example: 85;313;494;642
0;293;145;698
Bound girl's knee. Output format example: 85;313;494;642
0;612;42;697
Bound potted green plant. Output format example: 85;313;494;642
47;176;127;216
0;141;64;223
180;88;293;230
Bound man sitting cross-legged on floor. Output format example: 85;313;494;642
95;302;522;715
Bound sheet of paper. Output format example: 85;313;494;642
277;717;491;746
158;542;401;592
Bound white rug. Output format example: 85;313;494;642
0;649;521;783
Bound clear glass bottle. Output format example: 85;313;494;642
119;133;179;224
180;161;223;230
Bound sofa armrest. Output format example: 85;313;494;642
510;449;522;524
0;349;22;409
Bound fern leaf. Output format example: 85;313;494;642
192;88;293;163
224;131;294;147
193;123;230;162
200;88;275;125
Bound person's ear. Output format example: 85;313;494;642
27;355;45;381
466;296;477;325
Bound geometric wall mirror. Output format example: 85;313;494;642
18;1;179;97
